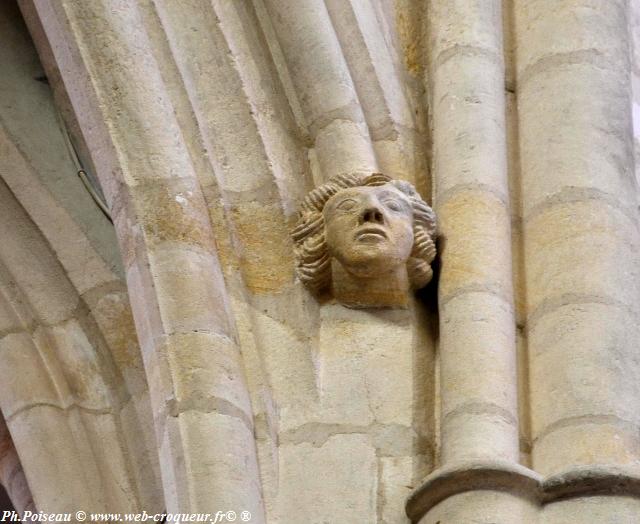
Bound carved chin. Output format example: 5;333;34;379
337;248;406;278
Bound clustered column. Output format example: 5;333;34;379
428;0;520;466
515;0;640;481
261;0;378;181
31;0;265;520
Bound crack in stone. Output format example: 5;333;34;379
439;284;514;311
436;182;510;210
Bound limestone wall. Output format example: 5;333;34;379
0;0;638;522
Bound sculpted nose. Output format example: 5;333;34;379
360;206;384;224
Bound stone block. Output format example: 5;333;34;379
274;434;377;524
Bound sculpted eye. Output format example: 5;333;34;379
336;198;358;211
382;199;404;212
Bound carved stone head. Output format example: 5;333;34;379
292;173;436;307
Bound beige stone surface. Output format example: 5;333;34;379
273;434;377;523
541;496;640;524
0;333;61;418
8;406;103;512
427;0;520;472
162;412;264;519
0;0;638;522
515;0;640;486
318;304;416;427
421;490;537;524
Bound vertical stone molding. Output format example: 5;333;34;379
27;0;265;519
515;0;640;519
323;0;427;186
407;1;528;521
428;1;519;464
261;0;379;181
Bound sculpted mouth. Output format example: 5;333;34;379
356;226;388;241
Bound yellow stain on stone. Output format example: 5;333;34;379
91;292;141;371
231;202;295;294
136;180;215;251
395;0;423;76
202;184;240;277
437;189;511;298
205;203;242;279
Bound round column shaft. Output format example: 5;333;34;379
429;0;520;464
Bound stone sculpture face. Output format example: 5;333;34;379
323;185;414;279
292;173;437;308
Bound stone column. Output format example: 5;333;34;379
429;1;519;464
407;1;538;521
323;0;427;188
515;0;640;520
261;0;378;181
28;0;265;519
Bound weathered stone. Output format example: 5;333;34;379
0;0;638;522
292;173;436;307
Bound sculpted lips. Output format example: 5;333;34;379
355;226;388;242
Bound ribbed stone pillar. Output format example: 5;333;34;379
29;0;265;519
406;3;536;521
515;0;640;520
429;0;519;465
261;0;378;181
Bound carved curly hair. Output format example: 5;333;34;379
291;173;437;293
